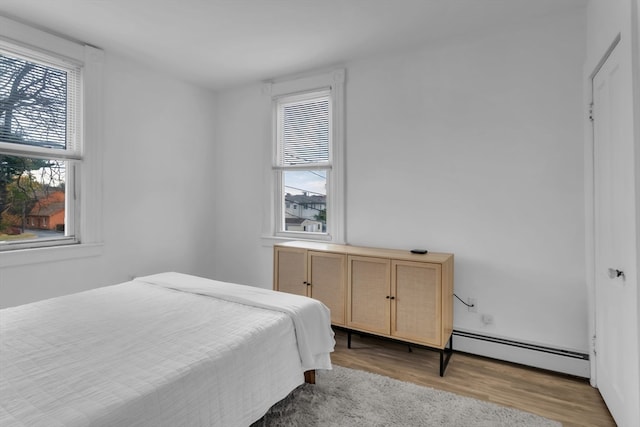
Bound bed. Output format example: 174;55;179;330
0;272;335;427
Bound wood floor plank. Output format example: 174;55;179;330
330;329;615;427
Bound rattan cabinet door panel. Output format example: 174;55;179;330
391;260;442;346
347;256;391;335
309;251;346;326
274;247;308;297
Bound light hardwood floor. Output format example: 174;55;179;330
330;329;615;427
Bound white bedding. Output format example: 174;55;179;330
137;272;334;371
0;273;335;427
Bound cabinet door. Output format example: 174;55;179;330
347;255;390;335
391;260;442;347
308;251;346;326
274;247;308;296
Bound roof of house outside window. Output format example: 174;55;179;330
29;202;64;217
285;194;326;205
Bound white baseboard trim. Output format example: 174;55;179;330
452;329;590;378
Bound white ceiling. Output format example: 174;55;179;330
0;0;587;91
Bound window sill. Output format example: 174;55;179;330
261;234;345;248
0;242;103;268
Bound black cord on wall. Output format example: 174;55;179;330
454;293;475;308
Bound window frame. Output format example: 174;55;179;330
274;89;331;239
0;42;82;251
264;69;345;244
0;16;103;265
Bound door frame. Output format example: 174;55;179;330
585;33;621;387
585;5;640;425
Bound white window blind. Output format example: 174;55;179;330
0;44;81;160
276;91;331;168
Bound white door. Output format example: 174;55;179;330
592;42;639;427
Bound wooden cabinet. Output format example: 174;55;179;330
347;256;452;349
274;241;454;375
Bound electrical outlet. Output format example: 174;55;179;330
467;297;477;313
481;314;494;325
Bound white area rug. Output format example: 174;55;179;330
252;365;561;427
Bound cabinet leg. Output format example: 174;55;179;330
439;334;453;377
347;331;352;349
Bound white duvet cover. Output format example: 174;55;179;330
0;273;335;427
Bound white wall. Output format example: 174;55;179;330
0;51;218;308
213;9;588;362
346;11;587;351
213;84;274;289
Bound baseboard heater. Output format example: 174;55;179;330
453;329;589;360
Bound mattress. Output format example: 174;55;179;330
0;272;335;426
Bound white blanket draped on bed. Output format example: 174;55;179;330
0;272;335;427
135;272;334;371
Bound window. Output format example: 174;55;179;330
266;69;345;243
0;42;81;250
0;43;82;249
0;17;103;261
276;91;330;236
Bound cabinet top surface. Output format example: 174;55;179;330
275;241;453;263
